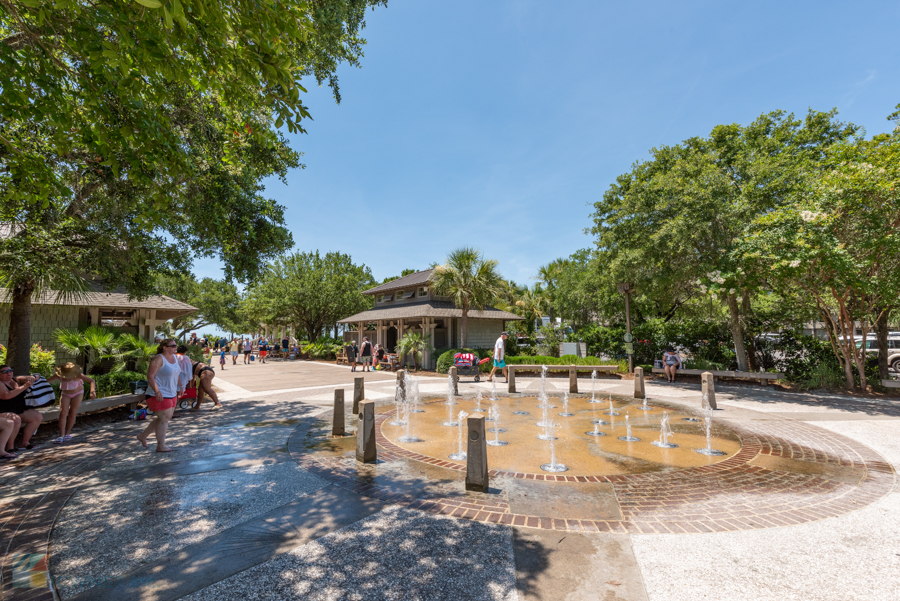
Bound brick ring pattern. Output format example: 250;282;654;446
288;400;896;533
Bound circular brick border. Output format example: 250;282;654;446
288;400;896;533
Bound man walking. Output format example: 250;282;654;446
488;331;509;383
229;338;240;365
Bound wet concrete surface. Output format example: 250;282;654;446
513;527;649;601
505;479;623;521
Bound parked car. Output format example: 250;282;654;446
854;334;900;372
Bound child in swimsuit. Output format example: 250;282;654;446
47;362;96;443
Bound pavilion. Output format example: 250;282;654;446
337;269;521;369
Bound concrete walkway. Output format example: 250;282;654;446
1;359;897;600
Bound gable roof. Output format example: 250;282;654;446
1;285;196;321
364;269;434;295
338;300;522;323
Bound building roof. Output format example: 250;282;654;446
338;300;522;323
1;285;197;321
364;269;434;295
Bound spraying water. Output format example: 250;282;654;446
606;397;620;416
449;410;469;459
618;413;640;441
443;381;459;426
540;421;567;472
537;397;557;440
559;392;574;417
651;411;677;448
475;389;483;413
408;373;424;413
641;393;650;411
398;383;423;443
446;375;457;406
588;370;602;403
586;418;606;436
490;378;498;401
486;406;508;446
388;384;407;426
695;402;725;456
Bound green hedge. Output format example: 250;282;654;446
505;355;620;367
435;348;493;374
91;371;147;398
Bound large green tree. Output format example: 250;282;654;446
430;247;504;348
738;129;900;390
590;109;858;371
0;0;385;373
250;251;374;342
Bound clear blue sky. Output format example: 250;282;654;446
193;0;900;288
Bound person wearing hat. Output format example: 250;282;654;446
488;331;509;383
47;363;96;444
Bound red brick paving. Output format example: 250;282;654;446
289;401;897;533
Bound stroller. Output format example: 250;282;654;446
453;353;489;382
178;379;198;410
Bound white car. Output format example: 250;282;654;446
855;334;900;372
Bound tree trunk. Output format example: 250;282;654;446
726;293;749;371
741;290;759;372
6;281;35;374
460;309;469;348
875;307;890;380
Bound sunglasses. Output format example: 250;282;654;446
0;369;13;374
166;344;177;348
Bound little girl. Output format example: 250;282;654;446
47;363;96;444
219;348;226;370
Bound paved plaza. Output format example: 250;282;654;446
1;360;898;600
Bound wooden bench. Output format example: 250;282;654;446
378;354;401;372
508;364;619;394
882;379;900;389
651;367;784;386
38;393;145;422
336;350;348;365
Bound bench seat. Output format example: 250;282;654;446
38;393;145;422
651;367;784;385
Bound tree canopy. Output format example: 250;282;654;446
0;0;386;372
430;247;503;348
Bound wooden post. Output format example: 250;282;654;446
634;366;645;399
332;389;345;436
508;366;516;393
569;367;578;394
701;372;717;410
356;400;376;463
449;366;459;395
396;369;407;398
353;377;365;413
465;414;489;492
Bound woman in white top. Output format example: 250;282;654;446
137;339;184;452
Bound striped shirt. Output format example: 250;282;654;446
25;375;56;407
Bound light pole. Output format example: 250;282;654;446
617;283;634;373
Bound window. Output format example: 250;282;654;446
418;287;428;297
399;290;415;300
377;294;393;303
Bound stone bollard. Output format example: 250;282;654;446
508;366;516;393
449;366;459;396
465;413;489;492
353;377;365;413
634;366;645;399
701;372;717;410
332;388;345;436
356;400;376;463
569;367;578;394
396;369;407;397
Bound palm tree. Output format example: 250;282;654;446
116;333;159;373
430;247;504;348
395;331;433;371
54;326;120;374
515;287;550;335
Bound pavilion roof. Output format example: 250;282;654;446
338;300;522;323
363;269;434;295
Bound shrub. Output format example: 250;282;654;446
435;348;492;374
91;371;147;398
0;344;56;377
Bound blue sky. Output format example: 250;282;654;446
193;0;900;288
